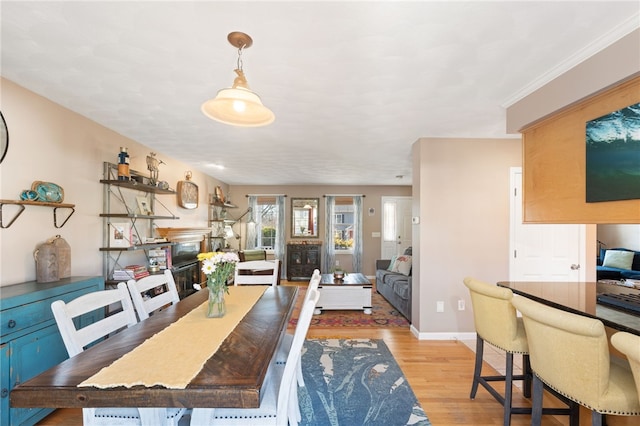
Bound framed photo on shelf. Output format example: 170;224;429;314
136;196;152;215
110;222;132;247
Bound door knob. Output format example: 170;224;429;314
570;264;580;270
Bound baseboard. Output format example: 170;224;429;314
410;325;476;341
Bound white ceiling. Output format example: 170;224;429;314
1;1;638;186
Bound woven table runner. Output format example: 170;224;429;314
79;285;267;389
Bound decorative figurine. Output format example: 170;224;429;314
146;152;165;186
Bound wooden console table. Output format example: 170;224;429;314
287;242;321;281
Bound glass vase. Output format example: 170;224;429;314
207;287;226;318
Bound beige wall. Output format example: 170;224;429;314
506;29;640;133
598;225;640;251
228;185;412;277
411;138;522;336
0;78;228;286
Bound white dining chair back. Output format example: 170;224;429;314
50;283;186;426
190;287;320;426
51;282;137;357
233;259;280;286
275;269;321;386
126;269;180;320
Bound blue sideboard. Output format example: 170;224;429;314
1;276;104;426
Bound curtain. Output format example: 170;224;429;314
274;195;286;278
352;195;363;273
245;196;258;250
323;196;335;272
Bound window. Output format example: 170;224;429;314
333;197;354;251
254;197;277;250
383;201;396;242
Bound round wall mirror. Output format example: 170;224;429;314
0;111;8;164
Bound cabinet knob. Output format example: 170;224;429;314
7;319;16;328
1;388;8;398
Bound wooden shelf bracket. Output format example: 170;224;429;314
0;200;76;229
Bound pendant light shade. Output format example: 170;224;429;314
202;32;274;127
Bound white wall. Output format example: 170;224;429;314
0;78;228;286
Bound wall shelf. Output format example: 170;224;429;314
0;199;75;229
99;213;178;220
99;179;176;195
208;199;237;251
100;162;178;281
99;242;176;252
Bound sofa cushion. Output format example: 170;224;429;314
386;274;410;300
603;250;635;270
387;255;398;272
390;255;412;276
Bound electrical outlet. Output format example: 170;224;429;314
458;299;465;311
335;260;339;266
436;301;444;312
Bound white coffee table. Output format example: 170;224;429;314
315;273;372;315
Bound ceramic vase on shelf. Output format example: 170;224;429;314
207;286;227;318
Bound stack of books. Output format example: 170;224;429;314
112;265;149;281
126;265;149;279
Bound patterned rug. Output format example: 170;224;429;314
299;338;430;426
289;287;410;328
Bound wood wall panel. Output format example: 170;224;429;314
523;76;640;223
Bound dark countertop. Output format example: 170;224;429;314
497;281;640;336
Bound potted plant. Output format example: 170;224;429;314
330;267;348;281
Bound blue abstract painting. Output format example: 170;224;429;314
586;102;640;202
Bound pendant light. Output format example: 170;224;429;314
201;32;275;127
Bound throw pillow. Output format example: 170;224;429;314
387;255;398;272
602;250;635;270
392;255;412;276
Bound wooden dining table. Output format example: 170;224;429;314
10;285;298;411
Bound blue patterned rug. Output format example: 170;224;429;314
299;339;431;426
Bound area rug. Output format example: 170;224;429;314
289;288;410;328
299;338;430;426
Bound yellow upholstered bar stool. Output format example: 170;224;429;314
512;296;640;426
611;332;640;403
463;277;532;426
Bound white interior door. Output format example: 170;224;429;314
381;196;412;259
510;168;583;281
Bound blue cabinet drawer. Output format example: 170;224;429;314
1;288;92;339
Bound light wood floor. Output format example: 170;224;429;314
37;281;638;425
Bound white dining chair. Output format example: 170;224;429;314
127;269;181;321
233;259;280;286
274;269;321;386
190;287;320;426
51;282;187;426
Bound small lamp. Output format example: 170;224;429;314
201;32;274;127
